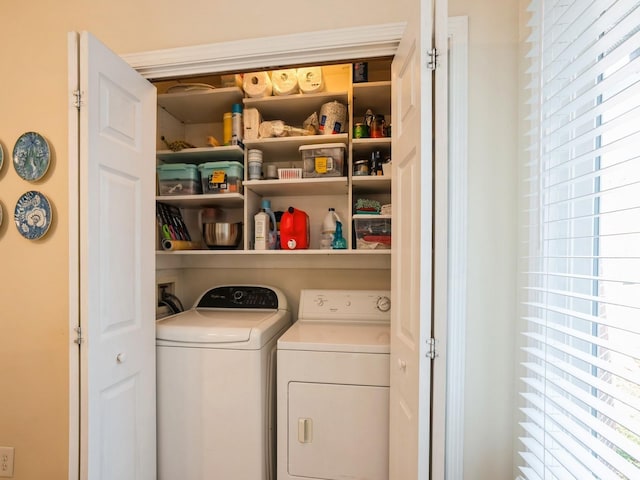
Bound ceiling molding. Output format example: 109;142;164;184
121;23;406;79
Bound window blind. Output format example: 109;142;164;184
519;0;640;479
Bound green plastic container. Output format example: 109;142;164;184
156;163;202;195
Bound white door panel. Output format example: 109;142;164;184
390;0;433;478
76;31;156;480
287;382;389;479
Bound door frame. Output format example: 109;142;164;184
69;19;464;480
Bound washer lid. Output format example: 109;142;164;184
156;309;285;345
277;320;390;354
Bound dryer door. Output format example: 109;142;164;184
287;382;389;479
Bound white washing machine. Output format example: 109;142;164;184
277;289;391;480
156;285;291;480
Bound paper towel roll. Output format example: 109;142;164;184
243;71;273;98
297;67;324;94
271;69;299;96
243;108;262;141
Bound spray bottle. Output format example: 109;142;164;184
331;221;347;249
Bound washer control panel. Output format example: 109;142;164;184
196;285;280;309
299;290;391;321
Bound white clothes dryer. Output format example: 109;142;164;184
156;285;291;480
277;289;391;480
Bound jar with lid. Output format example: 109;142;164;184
353;159;369;176
370;114;386;138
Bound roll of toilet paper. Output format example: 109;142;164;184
297;67;324;94
271;69;299;96
242;71;273;98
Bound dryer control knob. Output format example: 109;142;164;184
376;296;391;312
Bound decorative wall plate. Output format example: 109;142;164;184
14;191;52;240
0;143;4;170
13;132;50;181
0;203;3;227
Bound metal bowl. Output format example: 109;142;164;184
202;222;242;249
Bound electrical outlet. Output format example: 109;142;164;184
0;446;14;478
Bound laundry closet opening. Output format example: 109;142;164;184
151;57;397;480
152;58;394;313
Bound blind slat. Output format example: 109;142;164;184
523;313;640;359
523;331;640;384
521;387;640;478
522;368;640;441
523;345;640;411
521;408;608;477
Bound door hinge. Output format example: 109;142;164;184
427;337;438;359
427;48;438;70
72;89;82;110
74;326;83;345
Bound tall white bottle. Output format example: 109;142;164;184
319;208;340;249
254;199;277;250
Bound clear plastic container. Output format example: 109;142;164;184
156;164;202;195
299;143;346;178
198;161;244;194
353;214;392;250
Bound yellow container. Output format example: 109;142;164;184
223;112;232;145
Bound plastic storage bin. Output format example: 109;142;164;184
299;143;346;178
353;214;391;250
198;161;244;194
157;163;202;195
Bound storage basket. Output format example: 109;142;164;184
278;168;303;180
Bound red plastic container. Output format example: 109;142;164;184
280;207;310;250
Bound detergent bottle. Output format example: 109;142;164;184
319;208;341;249
280;207;310;250
254;199;277;250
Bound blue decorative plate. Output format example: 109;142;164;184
14;191;52;240
0;143;4;170
13;132;50;181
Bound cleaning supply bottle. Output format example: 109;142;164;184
254;199;277;250
331;221;347;249
320;208;340;249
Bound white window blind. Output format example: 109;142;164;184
520;0;640;479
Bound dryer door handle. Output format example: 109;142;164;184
298;418;313;443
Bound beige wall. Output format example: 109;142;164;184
0;1;519;479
